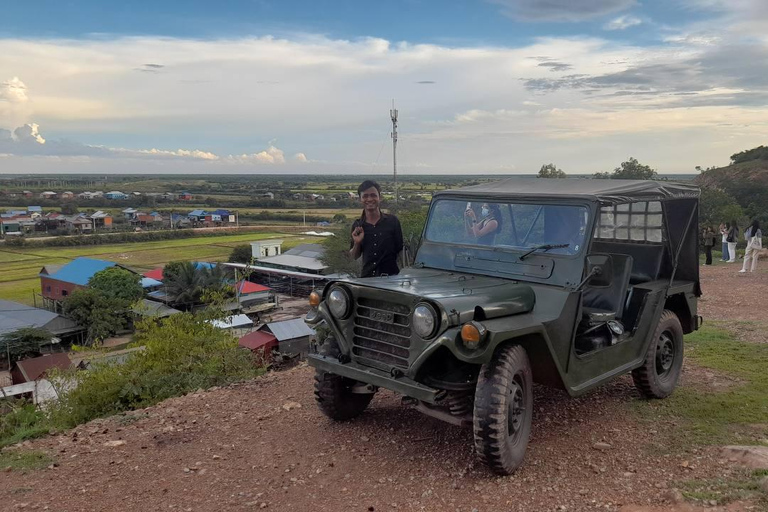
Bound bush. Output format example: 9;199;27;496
47;310;263;428
0;400;51;449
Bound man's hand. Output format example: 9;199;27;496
352;225;364;246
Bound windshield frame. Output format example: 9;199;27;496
422;197;595;260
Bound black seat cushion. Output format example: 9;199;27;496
582;253;633;322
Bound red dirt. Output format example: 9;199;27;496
1;265;766;511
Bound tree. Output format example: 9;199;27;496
88;267;143;304
699;188;745;228
62;288;127;344
332;213;347;224
162;261;231;309
595;157;658;180
319;227;361;277
0;327;53;363
60;202;79;215
228;245;253;264
537;163;566;179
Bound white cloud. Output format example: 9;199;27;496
0;77;28;103
0;17;766;175
604;15;642;30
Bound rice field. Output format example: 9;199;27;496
0;231;321;305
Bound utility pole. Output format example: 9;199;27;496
390;101;398;206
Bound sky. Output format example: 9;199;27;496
1;0;768;175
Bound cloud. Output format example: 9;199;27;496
489;0;636;21
229;145;286;164
604;15;642;30
0;77;28;103
293;152;308;163
537;61;573;72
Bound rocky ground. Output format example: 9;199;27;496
1;264;766;512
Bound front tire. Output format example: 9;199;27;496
313;371;373;421
473;344;533;475
632;309;684;399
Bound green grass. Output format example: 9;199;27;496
0;232;323;304
638;325;768;445
0;450;53;471
678;471;768;506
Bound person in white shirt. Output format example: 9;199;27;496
739;220;763;273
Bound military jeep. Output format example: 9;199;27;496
306;178;701;475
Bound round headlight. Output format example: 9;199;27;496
413;303;438;339
327;287;350;319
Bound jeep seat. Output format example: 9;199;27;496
581;254;633;324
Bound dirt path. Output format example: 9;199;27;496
2;264;766;512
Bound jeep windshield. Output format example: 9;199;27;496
424;199;589;256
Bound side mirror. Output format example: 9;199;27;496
585;254;613;288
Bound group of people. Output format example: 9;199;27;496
702;220;763;272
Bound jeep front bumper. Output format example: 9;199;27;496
307;353;441;404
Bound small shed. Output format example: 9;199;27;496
209;314;254;337
238;330;278;358
259;318;315;356
11;353;72;384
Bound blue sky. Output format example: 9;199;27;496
1;0;768;174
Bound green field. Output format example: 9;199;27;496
0;231;320;305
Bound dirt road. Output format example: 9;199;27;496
1;265;765;512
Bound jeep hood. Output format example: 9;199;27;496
342;267;535;325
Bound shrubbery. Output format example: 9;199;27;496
0;309;264;445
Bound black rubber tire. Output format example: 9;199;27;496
472;344;533;475
313;370;374;421
632;309;684;399
313;336;373;421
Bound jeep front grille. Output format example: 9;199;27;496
352;297;411;370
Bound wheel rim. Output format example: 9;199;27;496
507;374;526;442
655;332;675;378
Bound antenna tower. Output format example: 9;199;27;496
390;101;398;205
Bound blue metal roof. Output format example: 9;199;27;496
212;209;230;216
28;206;42;212
45;257;116;286
141;277;163;288
188;209;206;216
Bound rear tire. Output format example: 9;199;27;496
313;371;373;421
473;344;533;475
632;309;684;399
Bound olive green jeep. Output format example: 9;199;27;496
306;178;701;475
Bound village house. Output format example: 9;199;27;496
60;191;75;200
0;299;83;350
11;353;73;385
39;257;124;301
179;191;193;201
90;210;113;229
64;215;94;233
105;191;128;200
39;191;58;200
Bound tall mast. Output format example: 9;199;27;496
390;100;398;205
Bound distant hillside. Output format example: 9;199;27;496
694;160;768;190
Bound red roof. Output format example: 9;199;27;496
238;331;278;353
14;353;72;383
236;281;270;294
143;268;164;280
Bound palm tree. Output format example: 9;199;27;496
162;261;230;310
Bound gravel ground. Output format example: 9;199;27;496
1;264;766;512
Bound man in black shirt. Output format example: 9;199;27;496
349;180;404;278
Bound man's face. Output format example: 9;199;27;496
359;186;380;212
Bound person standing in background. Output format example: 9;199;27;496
726;220;738;263
702;226;716;265
739;220;763;273
719;222;730;262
